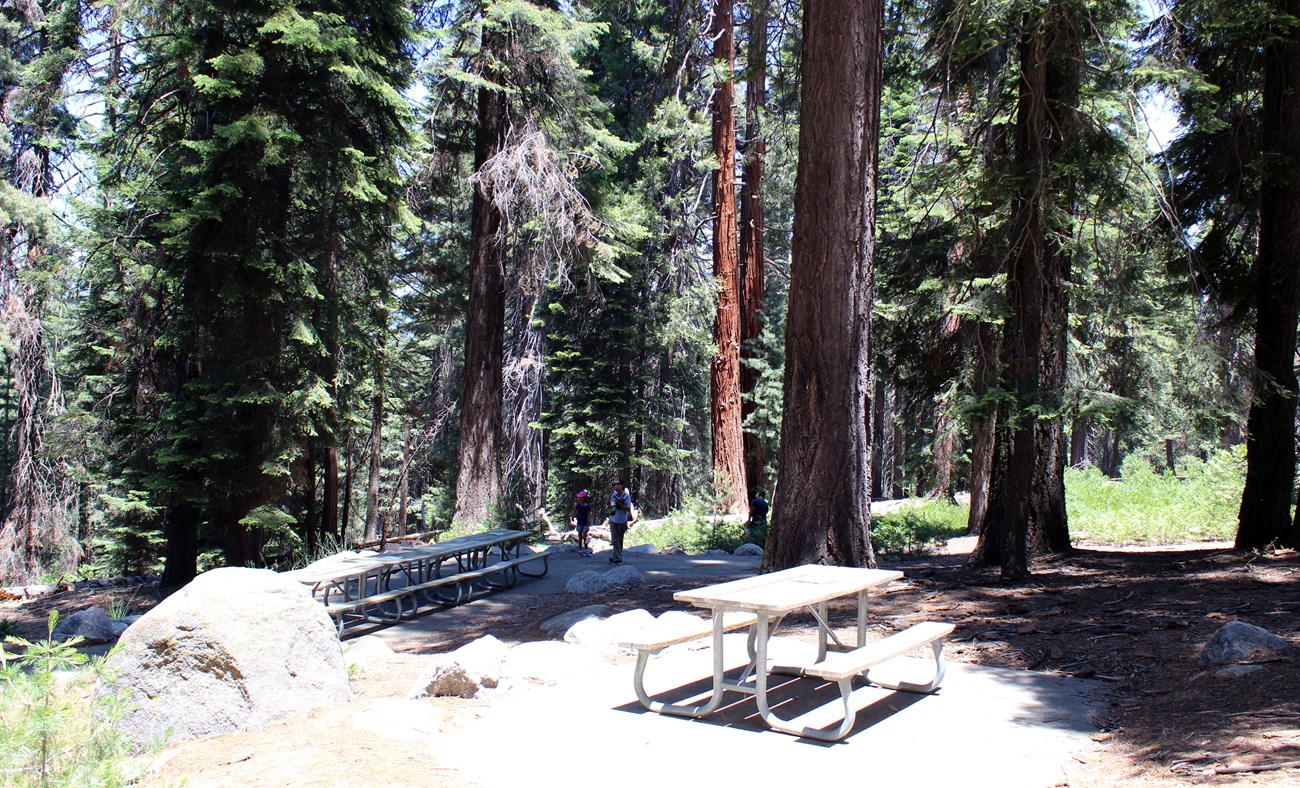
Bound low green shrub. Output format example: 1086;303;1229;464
635;493;746;553
0;612;141;787
1066;447;1244;544
871;502;968;557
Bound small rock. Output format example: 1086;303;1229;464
564;571;610;595
1189;664;1266;683
409;635;508;699
351;699;445;741
603;565;645;587
1197;621;1289;669
563;608;655;655
503;641;607;684
624;544;656;554
664;546;687;556
53;607;118;644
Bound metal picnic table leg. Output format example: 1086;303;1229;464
631;611;735;718
756;605;863;743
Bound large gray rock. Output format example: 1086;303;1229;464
735;543;764;557
53;607;117;645
539;604;610;637
1197;621;1289;668
604;565;645;587
99;567;350;748
565;570;610;595
409;635;508;699
563;608;656;656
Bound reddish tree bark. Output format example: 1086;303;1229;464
710;0;747;514
763;0;882;571
739;0;769;496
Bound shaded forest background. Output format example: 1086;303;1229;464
0;0;1296;587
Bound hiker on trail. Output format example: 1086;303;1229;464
747;492;769;545
570;490;593;556
608;481;633;564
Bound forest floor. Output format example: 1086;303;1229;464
3;540;1298;787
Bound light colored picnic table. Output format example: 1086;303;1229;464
632;564;916;740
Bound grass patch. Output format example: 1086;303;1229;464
871;502;969;557
1066;448;1244;545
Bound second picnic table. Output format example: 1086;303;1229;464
624;563;954;741
285;529;550;636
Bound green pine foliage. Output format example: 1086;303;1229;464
74;0;415;576
0;613;140;786
0;0;1271;581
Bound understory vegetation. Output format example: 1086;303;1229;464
629;449;1250;557
0;614;139;787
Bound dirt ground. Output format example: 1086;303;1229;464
2;543;1297;787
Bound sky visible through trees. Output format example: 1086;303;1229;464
0;0;1296;585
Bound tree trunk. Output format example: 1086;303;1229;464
323;445;340;539
740;0;769;497
1069;417;1090;468
967;411;995;534
763;0;882;571
1243;0;1300;550
364;364;384;543
398;421;411;538
160;499;199;589
453;27;509;529
929;404;956;502
710;0;747;515
964;45;1006;538
342;430;354;538
304;439;318;556
871;375;885;499
969;5;1075;578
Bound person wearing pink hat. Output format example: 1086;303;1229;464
570;490;594;556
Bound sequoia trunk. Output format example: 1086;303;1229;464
710;0;747;515
740;0;769;496
763;0;882;570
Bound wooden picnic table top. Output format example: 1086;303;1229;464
673;564;903;616
285;529;528;585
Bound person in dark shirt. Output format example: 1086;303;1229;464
747;493;769;545
570;490;593;556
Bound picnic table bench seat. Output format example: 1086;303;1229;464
621;611;759;717
797;620;955;741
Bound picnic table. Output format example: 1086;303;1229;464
284;529;550;636
622;564;953;741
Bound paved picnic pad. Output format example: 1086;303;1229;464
369;545;1110;787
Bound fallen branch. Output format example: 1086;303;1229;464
1214;760;1300;775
